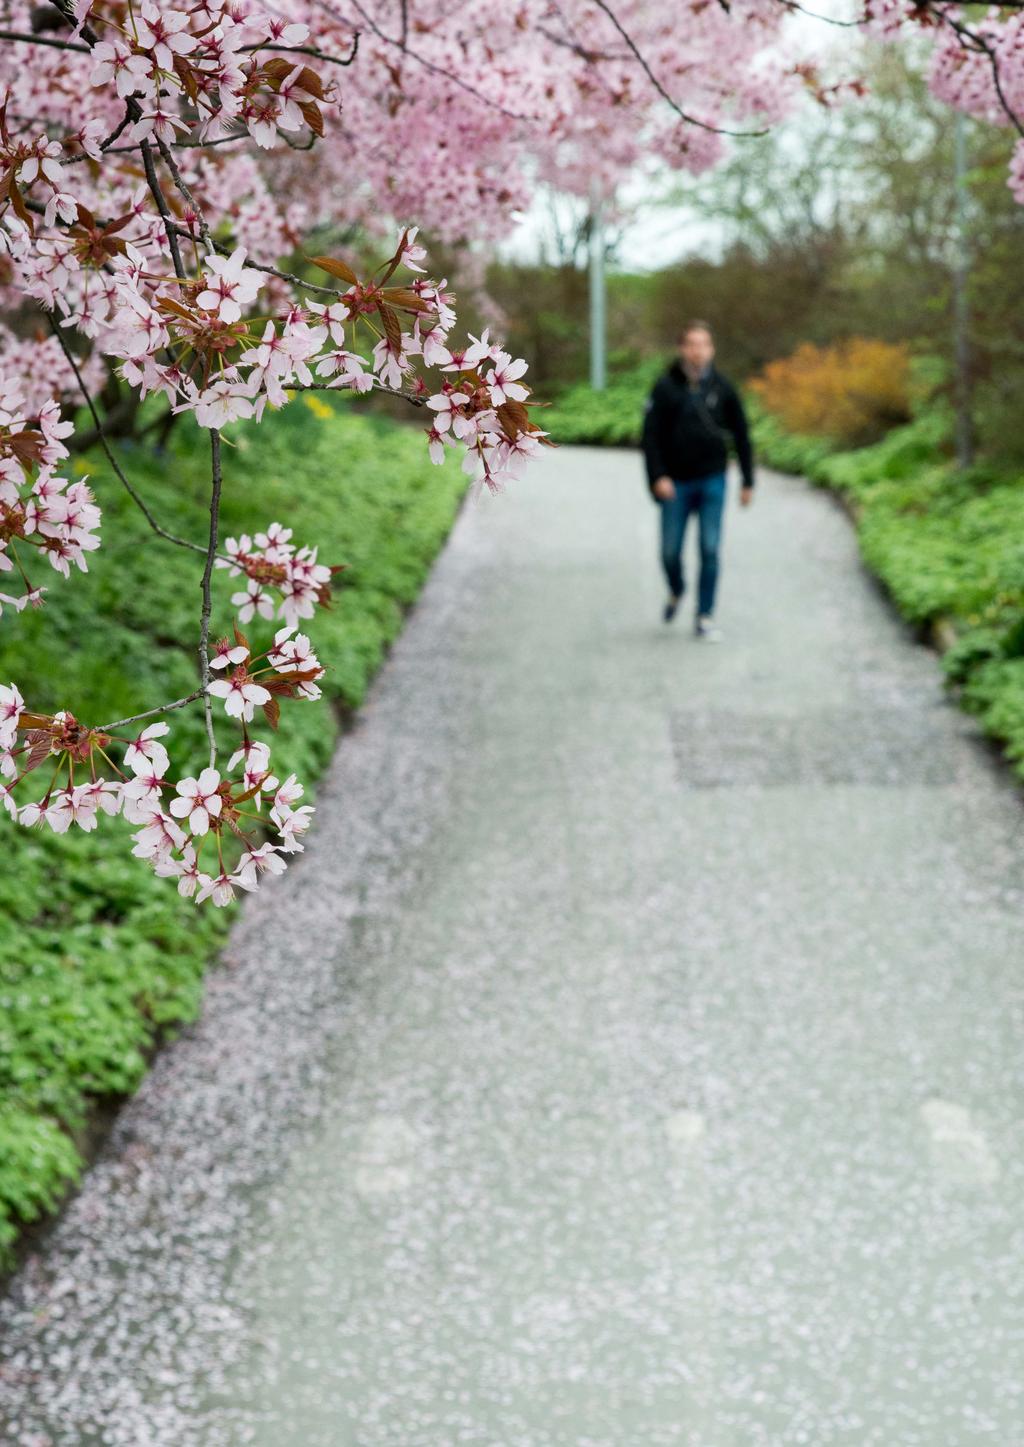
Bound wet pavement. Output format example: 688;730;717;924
2;449;1024;1446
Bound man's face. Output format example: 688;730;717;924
678;328;715;374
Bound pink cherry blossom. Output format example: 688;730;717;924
196;248;262;325
169;767;223;835
0;682;23;752
124;721;171;775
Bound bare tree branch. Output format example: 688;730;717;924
95;689;206;735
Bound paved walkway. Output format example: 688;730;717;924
2;450;1024;1447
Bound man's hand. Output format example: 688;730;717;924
739;485;754;509
653;476;675;502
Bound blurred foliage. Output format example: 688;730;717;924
755;400;1024;777
540;363;658;447
490;45;1021;468
749;338;911;448
0;397;465;1263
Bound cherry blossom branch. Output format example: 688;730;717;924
62;111;134;165
140;138;189;280
589;0;769;137
771;0;862;28
47;313;211;559
94;689;206;735
934;7;1024;139
105;132;249;156
198;431;224;768
162;223;358;298
154;134;212;241
339;0;538;122
249;34;360;66
295;380;426;407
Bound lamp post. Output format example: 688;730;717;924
589;179;607;392
952;112;973;469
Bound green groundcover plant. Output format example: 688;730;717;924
0;396;464;1263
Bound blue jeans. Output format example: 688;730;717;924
659;472;726;616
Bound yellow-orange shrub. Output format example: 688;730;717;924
750;337;911;447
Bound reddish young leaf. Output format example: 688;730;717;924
311;255;358;285
377;301;402;352
299;100;324;138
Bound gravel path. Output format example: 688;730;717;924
2;449;1023;1446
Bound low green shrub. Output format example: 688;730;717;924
0;396;465;1263
540;363;661;447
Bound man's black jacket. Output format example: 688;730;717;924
641;362;754;497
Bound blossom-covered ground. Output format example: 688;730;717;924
2;447;1023;1444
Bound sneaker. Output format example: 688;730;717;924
663;595;682;623
695;615;723;642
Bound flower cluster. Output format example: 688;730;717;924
88;1;333;152
0;374;99;615
0;692;314;906
208;623;325;723
426;329;544;489
216;523;337;628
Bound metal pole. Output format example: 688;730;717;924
589;180;607;392
952;112;973;469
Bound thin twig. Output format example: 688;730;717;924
155;133;211;240
341;0;537;121
248;33;360;65
140;138;189;280
47;313;211;558
935;8;1024;139
95;689;206;735
105;132;250;156
199;430;224;768
62;111;134;165
589;0;769;138
296;380;426;406
0;28;89;51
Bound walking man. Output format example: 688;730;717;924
642;320;754;639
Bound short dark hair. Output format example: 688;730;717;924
679;320;713;343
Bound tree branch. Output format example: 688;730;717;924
339;0;538;121
0;28;89;52
46;313;211;558
933;7;1024;139
247;34;360;66
296;380;427;406
199;431;224;768
589;0;770;137
139;138;189;279
95;689;206;735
